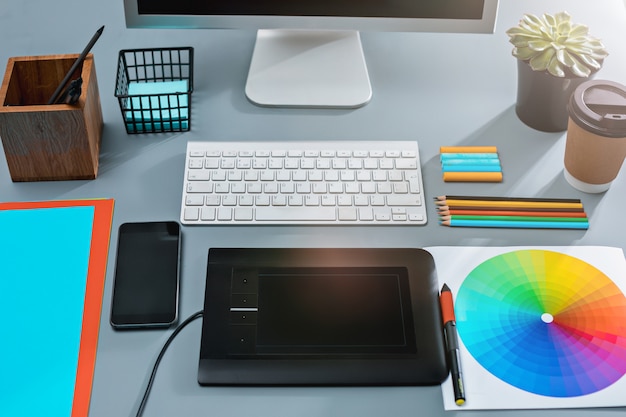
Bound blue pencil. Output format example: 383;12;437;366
440;219;589;229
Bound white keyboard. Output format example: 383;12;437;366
180;141;427;225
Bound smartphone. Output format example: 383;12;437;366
110;221;181;329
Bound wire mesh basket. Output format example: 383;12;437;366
115;47;193;134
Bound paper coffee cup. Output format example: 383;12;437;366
564;80;626;193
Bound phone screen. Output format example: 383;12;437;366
110;221;181;329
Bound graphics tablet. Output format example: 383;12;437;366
198;248;447;386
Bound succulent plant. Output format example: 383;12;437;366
506;11;608;78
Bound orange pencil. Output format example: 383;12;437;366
438;209;587;218
436;199;584;210
436;204;585;213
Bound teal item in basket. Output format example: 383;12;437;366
125;80;189;132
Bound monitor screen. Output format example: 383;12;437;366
123;0;499;107
126;0;498;32
138;0;484;17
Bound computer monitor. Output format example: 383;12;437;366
124;0;499;108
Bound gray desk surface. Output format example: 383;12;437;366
2;1;626;416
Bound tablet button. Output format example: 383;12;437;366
228;325;256;353
232;268;258;292
231;293;258;308
230;311;258;324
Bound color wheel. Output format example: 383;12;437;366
455;249;626;397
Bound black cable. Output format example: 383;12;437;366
136;310;204;417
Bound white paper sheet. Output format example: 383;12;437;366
425;246;626;411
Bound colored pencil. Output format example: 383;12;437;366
439;219;589;229
437;209;587;218
435;196;582;203
440;146;498;153
435;195;589;229
442;172;503;182
437;205;585;213
435;199;583;210
439;215;588;223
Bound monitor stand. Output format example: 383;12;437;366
245;29;372;109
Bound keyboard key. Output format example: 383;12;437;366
338;207;358;221
217;208;232;220
387;195;422;206
235;208;254;221
256;207;337;221
184;207;199;220
201;208;216;221
188;170;210;181
358;207;374;221
187;182;213;193
396;159;418;169
186;195;204;206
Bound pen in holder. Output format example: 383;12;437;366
0;54;103;182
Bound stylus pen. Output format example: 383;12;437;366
47;25;104;104
440;284;466;406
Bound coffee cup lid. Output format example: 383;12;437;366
569;80;626;137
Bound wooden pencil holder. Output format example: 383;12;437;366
0;54;103;181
